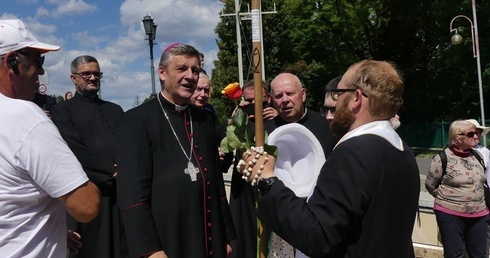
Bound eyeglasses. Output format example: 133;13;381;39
73;71;103;80
458;131;477;138
329;84;369;101
16;49;45;68
329;89;356;101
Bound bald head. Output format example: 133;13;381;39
270;73;303;93
270;73;306;122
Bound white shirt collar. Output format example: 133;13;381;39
334;120;404;151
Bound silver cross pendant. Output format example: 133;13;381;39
185;161;200;182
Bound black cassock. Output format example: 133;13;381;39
228;109;336;258
257;135;420;257
116;95;235;258
51;92;126;258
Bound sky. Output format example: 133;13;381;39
2;0;226;110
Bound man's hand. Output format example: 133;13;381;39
218;147;225;161
226;243;233;258
238;146;276;183
263;107;278;120
67;230;82;254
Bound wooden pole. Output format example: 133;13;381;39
251;0;269;257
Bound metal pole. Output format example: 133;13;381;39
149;38;156;97
235;0;244;88
259;0;265;81
472;0;486;145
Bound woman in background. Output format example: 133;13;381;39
65;91;73;100
425;120;488;258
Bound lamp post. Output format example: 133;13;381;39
449;0;485;145
142;14;158;98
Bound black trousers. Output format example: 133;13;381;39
435;210;487;258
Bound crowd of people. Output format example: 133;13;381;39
2;17;490;258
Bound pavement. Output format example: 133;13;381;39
416;157;436;209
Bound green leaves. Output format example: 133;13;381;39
220;108;249;153
219;108;277;159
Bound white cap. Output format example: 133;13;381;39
267;123;325;199
0;19;60;55
465;119;490;136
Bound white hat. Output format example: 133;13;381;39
267;123;326;199
465;119;490;136
0;19;60;55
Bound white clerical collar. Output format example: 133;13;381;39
334;120;404;151
161;92;188;111
291;108;308;123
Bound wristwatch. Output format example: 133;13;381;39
257;177;278;195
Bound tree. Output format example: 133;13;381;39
212;0;490;123
53;95;64;103
133;95;141;108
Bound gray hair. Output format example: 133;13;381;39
449;120;475;146
159;43;200;69
199;72;209;80
70;55;99;73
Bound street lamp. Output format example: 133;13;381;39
449;0;485;145
142;14;158;98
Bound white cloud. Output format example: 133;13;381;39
6;0;227;111
51;0;98;18
35;7;50;18
120;0;223;45
69;31;106;48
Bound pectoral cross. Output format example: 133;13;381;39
185;161;200;182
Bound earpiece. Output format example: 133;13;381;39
7;54;19;75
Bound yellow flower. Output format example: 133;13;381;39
222;82;242;100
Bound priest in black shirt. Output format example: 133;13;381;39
116;43;235;258
51;55;125;258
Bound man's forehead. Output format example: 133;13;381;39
171;55;199;65
196;84;210;89
77;62;99;71
338;70;353;89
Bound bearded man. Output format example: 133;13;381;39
240;60;420;258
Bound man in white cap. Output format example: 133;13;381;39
0;19;100;257
240;60;419;257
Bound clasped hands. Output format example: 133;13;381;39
237;146;276;185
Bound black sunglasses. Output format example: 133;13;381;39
458;131;477;138
73;71;104;80
16;49;44;68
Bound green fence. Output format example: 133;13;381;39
397;120;489;148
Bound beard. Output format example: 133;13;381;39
330;100;355;138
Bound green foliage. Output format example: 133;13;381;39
220;108;249;153
53;95;64;103
212;0;490;123
219;107;278;158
